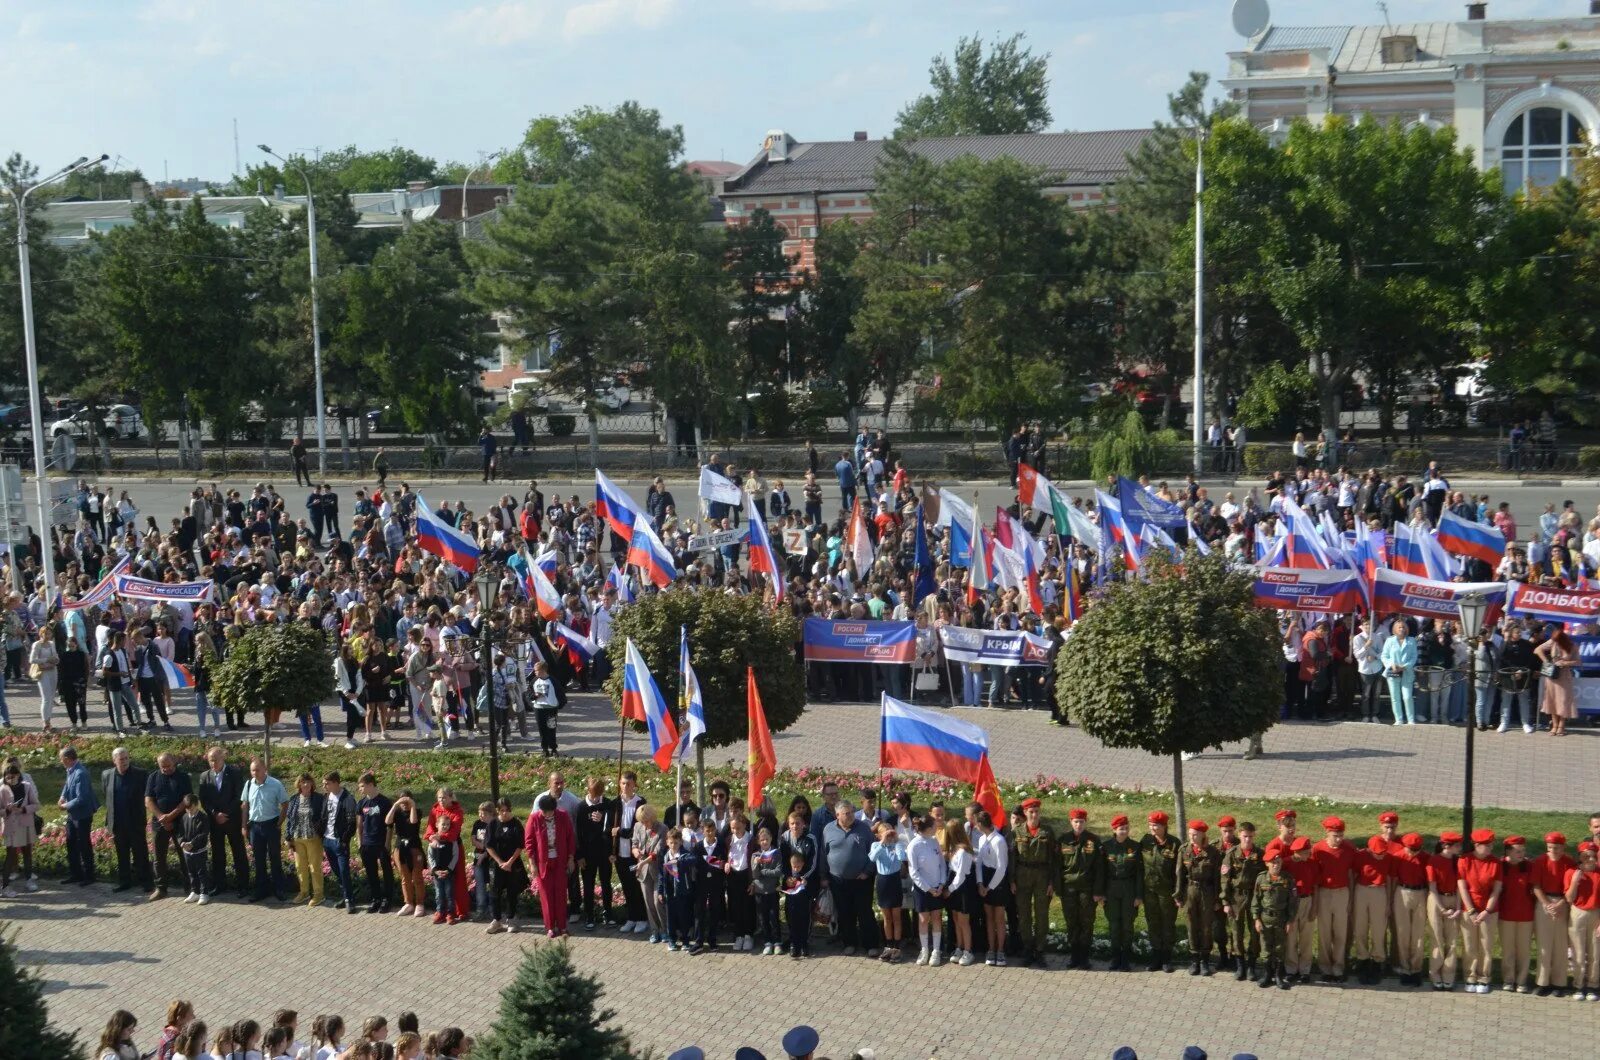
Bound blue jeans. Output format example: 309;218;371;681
1446;682;1466;725
298;705;324;742
1474;684;1494;727
962;665;984;706
195;689;220;733
323;838;354;904
434;873;454;914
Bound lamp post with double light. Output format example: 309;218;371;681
258;145;327;475
1455;591;1492;838
474;562;502;802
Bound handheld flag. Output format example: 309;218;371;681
971;753;1005;833
936;489;975;568
527;561;564;621
847;498;875;577
698;465;744;507
745;493;786;602
879;693;990;784
747;666;777;807
966;520;992;606
621;639;679;771
60;553;131;611
156;656;194;691
595;469;646;539
913;505;937;605
414;495;481;574
548;621;598;666
606;564;636;603
676;626;706;762
1095;490;1138;573
626;520;677;589
1064;565;1083;625
1436;510;1507;567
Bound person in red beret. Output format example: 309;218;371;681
1499;836;1536;993
1563;841;1600;999
1285;836;1317;982
1391;833;1430;986
1101;813;1141;972
1252;839;1297;990
1056;808;1103;970
1176;821;1221;976
1311;816;1355;982
1377;811;1403;856
1427;833;1465;990
1457;828;1504;993
1273;809;1297;851
1532;831;1576;995
1221;821;1264;981
1211;815;1240;971
1350;835;1394;984
1140;810;1180;972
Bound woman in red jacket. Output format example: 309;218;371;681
423;788;469;921
526;793;576;938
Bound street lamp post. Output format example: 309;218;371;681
1456;592;1491;838
11;153;108;609
460;150;503;239
475;563;501;803
1192;130;1206;477
259;145;327;476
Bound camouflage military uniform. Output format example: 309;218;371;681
1013;822;1060;965
1057;827;1105;968
1222;843;1266;978
1101;834;1143;971
1176;840;1222;975
1138;832;1180;971
1251;867;1299;989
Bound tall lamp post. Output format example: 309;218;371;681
474;563;501;803
1456;591;1491;838
1192;129;1206;476
12;153;108;608
258;145;327;476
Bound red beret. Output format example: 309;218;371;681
1217;815;1237;828
1504;835;1526;848
1367;835;1387;854
1289;837;1311;852
1401;833;1424;850
1110;814;1129;829
1581;841;1598;854
1263;845;1283;862
1439;831;1463;845
1020;798;1041;811
1322;816;1345;831
1378;811;1399;825
1274;809;1296;822
1546;832;1568;846
1148;811;1168;825
1068;808;1088;821
1188;820;1209;833
1471;828;1495;846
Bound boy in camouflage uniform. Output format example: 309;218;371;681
1252;840;1299;990
1221;821;1266;981
1139;810;1180;972
1176;819;1222;976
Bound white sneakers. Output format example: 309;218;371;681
914;948;930;966
486;919;506;934
958;950;976;966
184;892;199;903
634;921;649;934
397;904;414;916
302;739;311;748
197;893;209;905
1496;723;1509;733
22;879;38;893
617;920;635;931
0;887;19;899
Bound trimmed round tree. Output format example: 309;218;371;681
0;926;86;1060
603;588;804;793
211;622;336;770
1056;551;1281;829
473;942;632;1060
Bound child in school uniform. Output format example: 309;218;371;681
177;794;210;905
941;819;979;966
783;850;814;960
470;802;493;922
869;821;908;963
751;826;784;955
724;814;755;951
906;815;948;966
694;818;727;953
428;829;459;925
657;827;699;952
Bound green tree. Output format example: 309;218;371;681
472;942;632;1060
793;220;871;435
335;220;488;437
725;208;796;437
1056;553;1280;830
0;154;74;387
895;32;1051;138
212;623;335;769
236;144;438;196
604;590;803;774
48;163;149;203
0;927;86;1060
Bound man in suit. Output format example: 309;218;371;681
197;745;250;896
102;746;154;895
56;746;99;885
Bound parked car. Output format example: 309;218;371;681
0;404;28;430
49;403;144;440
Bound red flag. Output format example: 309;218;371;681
972;753;1004;829
747;667;777;807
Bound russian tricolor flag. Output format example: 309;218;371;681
157;656;194;690
879;694;990;784
937;489;975;569
415;494;481;573
626;520;677;589
1095;490;1138;572
607;565;636;603
549;621;598;666
1437;510;1507;566
1389;523;1430;578
622;639;679;771
595;469;646;540
745;494;786;602
527;561;564;621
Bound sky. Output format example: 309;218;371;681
0;0;1585;183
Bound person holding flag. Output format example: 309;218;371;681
745;494;786;603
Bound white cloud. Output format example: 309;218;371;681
451;1;551;45
563;0;677;40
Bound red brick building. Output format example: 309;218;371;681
716;128;1155;273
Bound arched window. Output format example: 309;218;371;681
1500;106;1588;196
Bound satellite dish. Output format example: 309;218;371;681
1232;0;1271;38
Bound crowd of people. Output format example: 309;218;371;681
93;1003;462;1060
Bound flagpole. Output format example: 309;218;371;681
617;713;626;789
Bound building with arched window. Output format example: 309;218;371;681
1223;4;1600;197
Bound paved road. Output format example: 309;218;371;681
4;682;1592;811
10;881;1597;1060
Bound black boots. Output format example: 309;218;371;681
1276;962;1292;990
1235;959;1250;982
1190;960;1202;976
1258;960;1275;988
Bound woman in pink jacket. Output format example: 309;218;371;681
525;794;576;937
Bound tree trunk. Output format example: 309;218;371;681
693;421;705;467
845;404;860;438
1171;751;1186;840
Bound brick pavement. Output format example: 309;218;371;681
6;682;1595;810
9;883;1599;1060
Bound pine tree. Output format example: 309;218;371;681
0;927;87;1060
472;943;632;1060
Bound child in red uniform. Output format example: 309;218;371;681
1350;835;1393;984
1563;841;1600;1000
1391;833;1430;986
1311;816;1356;982
1532;832;1577;996
1285;836;1317;982
1498;836;1536;993
1456;828;1504;993
1426;832;1464;991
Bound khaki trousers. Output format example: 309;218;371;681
1499;918;1532;988
1350;885;1388;962
1393;888;1428;973
1534;902;1571;987
292;836;323;902
1286;896;1315;974
1461;910;1498;984
1316;887;1350;974
1570;907;1600;990
1427;894;1461;984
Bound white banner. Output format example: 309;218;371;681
698;466;744;506
938;626;1052;667
688;526;749;552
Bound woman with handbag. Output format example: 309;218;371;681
1535;626;1580;737
28;624;59;733
0;760;40;897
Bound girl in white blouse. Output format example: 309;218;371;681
974;811;1011;966
941;819;978;966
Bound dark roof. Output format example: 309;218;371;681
720;129;1155;197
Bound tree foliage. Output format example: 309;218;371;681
473;942;632;1060
212;623;335;720
236;144;438;196
1;153;74;387
604;589;804;751
0;926;86;1060
895;32;1051;138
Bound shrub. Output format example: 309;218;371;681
945;450;996;477
546;413;577;438
1389;448;1431;470
472;942;632;1060
1578;446;1600;472
1090;411;1160;481
750;389;791;437
0;928;86;1060
1242;443;1277;474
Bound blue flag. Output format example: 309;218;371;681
913;505;937;605
1116;476;1187;534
